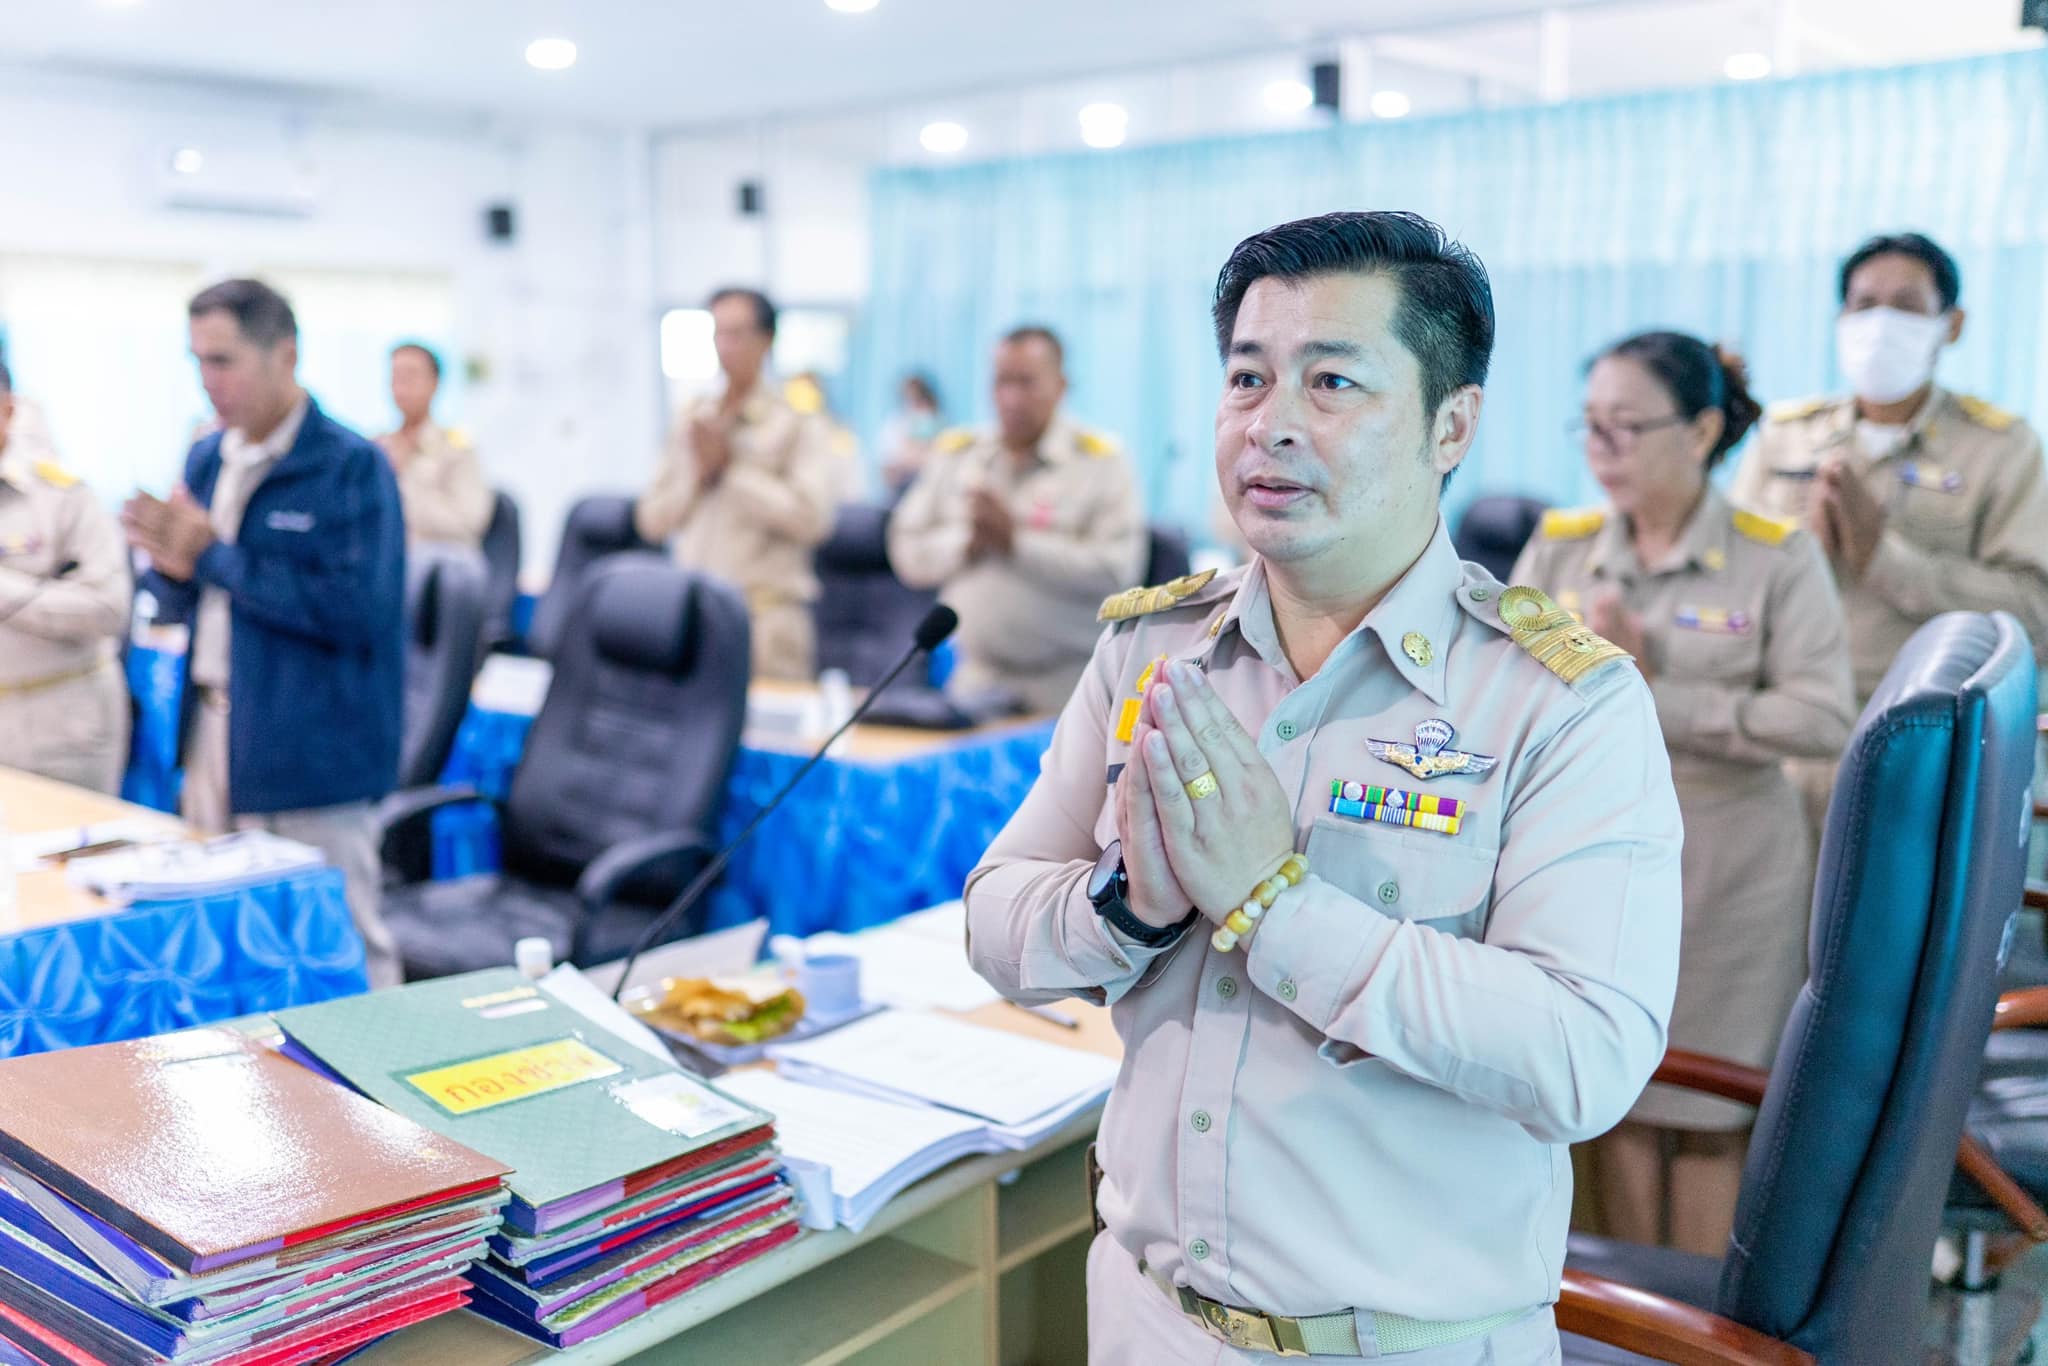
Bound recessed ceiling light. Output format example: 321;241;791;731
1078;102;1128;149
169;147;204;175
825;0;879;11
920;121;969;155
1263;79;1315;114
1370;90;1412;120
525;37;577;71
1724;52;1772;81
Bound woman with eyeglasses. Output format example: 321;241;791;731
1512;331;1855;1255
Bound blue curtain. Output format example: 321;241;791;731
852;50;2048;542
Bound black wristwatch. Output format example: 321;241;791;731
1088;841;1197;947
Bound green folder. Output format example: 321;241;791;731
273;970;773;1234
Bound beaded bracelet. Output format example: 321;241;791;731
1211;853;1309;953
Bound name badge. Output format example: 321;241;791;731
265;510;316;532
1898;461;1964;494
1673;606;1752;635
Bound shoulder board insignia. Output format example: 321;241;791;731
1075;430;1119;459
936;428;976;455
1098;568;1218;623
1731;508;1795;546
445;427;473;449
1766;397;1829;423
1539;507;1604;541
31;460;78;489
1954;393;2018;432
1497;586;1631;685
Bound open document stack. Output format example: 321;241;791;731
274;970;798;1349
0;1029;511;1366
734;1010;1118;1233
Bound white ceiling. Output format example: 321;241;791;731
0;0;2036;128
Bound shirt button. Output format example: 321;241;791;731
1278;979;1298;1002
1275;720;1298;742
1377;880;1400;905
1469;587;1492;602
1190;1110;1211;1134
1111;954;1130;971
1189;1239;1210;1261
1216;976;1238;999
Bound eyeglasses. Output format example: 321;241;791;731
1566;415;1689;451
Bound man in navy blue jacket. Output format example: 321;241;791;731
123;279;406;987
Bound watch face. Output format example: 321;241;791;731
1088;841;1124;904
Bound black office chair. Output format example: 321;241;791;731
1452;494;1549;582
377;559;751;976
1143;525;1192;586
1557;611;2039;1365
478;490;522;654
398;547;485;791
526;493;657;660
814;503;937;687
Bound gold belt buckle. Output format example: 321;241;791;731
1178;1287;1300;1356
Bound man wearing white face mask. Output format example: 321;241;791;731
1732;232;2048;704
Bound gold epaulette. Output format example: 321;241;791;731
1731;508;1795;546
1098;569;1218;623
935;428;976;455
1075;430;1119;459
445;426;473;449
1539;507;1604;541
783;376;825;416
31;460;78;489
1496;586;1631;685
1767;397;1829;423
1954;393;2018;432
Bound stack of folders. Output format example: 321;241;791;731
0;1029;512;1366
734;1010;1118;1233
274;970;799;1349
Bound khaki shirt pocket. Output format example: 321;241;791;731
1303;815;1496;941
1654;608;1765;687
1890;472;1975;551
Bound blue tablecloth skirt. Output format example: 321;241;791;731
0;868;368;1058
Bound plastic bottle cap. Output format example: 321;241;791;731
514;936;554;979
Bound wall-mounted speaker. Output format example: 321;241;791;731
484;203;517;243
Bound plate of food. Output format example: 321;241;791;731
623;973;880;1070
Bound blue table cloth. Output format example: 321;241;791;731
0;867;369;1058
431;706;1055;937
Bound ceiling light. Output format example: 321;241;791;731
1370;90;1412;119
1078;102;1128;149
1263;79;1315;114
524;37;577;71
169;148;204;176
1724;51;1772;80
825;0;879;11
919;121;969;155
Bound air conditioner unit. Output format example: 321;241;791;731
148;124;319;218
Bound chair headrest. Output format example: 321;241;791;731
407;547;485;648
567;494;644;550
1457;495;1548;542
589;563;698;674
816;504;892;572
409;561;443;646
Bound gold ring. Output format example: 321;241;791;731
1185;771;1220;801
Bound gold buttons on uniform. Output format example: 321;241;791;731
1703;547;1727;572
1401;632;1433;667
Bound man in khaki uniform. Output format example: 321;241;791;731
636;288;836;681
889;327;1146;713
377;343;493;549
0;360;133;793
1730;232;2048;700
967;213;1681;1363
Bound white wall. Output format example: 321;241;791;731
0;69;665;579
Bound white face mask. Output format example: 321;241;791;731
1836;306;1950;405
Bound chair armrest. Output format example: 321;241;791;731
374;785;490;845
2024;881;2047;914
574;831;719;920
1994;986;2048;1031
1557;1269;1816;1366
1653;1050;1770;1109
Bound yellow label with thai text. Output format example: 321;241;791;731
404;1038;621;1115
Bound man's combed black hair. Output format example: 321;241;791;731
1212;210;1495;416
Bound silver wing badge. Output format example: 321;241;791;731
1366;718;1498;782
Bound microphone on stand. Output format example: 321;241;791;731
610;604;960;1000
